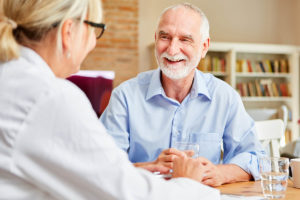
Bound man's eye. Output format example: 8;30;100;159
181;38;192;42
160;35;170;39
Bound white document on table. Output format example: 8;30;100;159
221;194;265;200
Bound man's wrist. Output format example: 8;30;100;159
217;164;251;184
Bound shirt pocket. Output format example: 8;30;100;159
190;132;221;164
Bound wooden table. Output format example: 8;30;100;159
217;180;300;199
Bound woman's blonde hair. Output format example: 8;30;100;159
0;0;102;62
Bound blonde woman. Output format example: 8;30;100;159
0;0;219;199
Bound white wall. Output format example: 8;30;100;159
139;0;300;72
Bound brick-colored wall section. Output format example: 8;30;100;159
81;0;138;87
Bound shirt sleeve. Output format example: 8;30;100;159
100;86;130;152
12;81;220;200
222;91;266;180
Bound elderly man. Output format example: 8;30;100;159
100;3;265;186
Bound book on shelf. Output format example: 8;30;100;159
270;60;275;72
247;60;252;73
236;60;241;72
279;83;289;96
255;62;262;73
236;83;243;96
277;83;282;96
236;59;253;73
255;80;262;96
273;60;279;73
198;55;211;71
280;59;289;73
242;83;249;96
265;60;272;73
260;79;273;96
242;60;248;73
259;61;266;73
247;82;256;96
271;82;279;97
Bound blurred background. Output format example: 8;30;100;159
73;0;300;155
82;0;300;86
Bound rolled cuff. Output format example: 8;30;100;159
227;151;266;180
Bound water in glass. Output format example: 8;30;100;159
259;157;289;199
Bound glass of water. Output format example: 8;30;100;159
259;157;289;199
173;142;199;158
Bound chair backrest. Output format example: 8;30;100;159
255;119;285;157
67;71;114;117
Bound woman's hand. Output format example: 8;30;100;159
172;155;205;182
134;148;187;174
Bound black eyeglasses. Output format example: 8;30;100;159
84;20;106;39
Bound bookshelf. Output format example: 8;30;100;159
148;42;299;143
207;42;299;143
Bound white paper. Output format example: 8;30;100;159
221;194;265;200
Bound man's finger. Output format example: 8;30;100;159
196;157;210;164
162;162;173;169
201;171;212;181
202;178;215;186
165;148;186;157
183;150;194;157
161;154;176;162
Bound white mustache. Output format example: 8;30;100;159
161;52;188;62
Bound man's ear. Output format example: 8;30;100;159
61;19;74;53
201;38;210;58
154;32;157;41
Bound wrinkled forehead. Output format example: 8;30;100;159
157;7;202;36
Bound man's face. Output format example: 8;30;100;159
155;7;208;80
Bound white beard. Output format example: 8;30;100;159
155;50;201;80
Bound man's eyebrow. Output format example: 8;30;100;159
183;35;193;40
158;31;168;35
158;31;194;41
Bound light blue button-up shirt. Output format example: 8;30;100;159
100;69;265;180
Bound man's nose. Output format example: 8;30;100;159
166;39;180;56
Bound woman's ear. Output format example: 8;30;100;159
61;19;74;54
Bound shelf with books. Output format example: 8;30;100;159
236;79;291;98
236;58;289;74
241;97;292;102
197;54;226;73
235;72;291;78
198;50;230;82
197;51;228;80
208;42;299;143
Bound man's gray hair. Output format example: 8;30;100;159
158;2;210;41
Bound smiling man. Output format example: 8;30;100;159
100;3;265;186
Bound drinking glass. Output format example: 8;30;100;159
259;157;289;199
173;142;199;158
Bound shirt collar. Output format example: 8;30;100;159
146;68;211;101
20;46;56;78
146;68;163;100
191;70;211;100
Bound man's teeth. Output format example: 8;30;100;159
166;58;184;62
